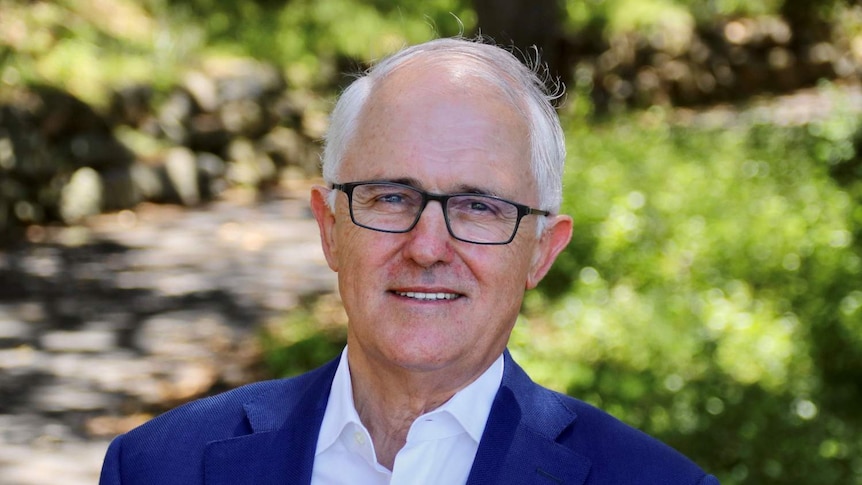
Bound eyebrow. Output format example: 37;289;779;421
384;177;501;198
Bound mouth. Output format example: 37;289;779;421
392;290;463;301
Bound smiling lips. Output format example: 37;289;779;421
393;291;462;301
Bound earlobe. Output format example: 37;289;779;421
310;186;340;272
526;215;573;289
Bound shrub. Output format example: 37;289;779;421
515;89;862;484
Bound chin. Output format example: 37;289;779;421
387;346;457;371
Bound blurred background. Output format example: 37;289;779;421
1;0;862;483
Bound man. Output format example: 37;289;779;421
100;37;718;484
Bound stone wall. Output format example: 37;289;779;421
0;58;326;244
577;16;860;112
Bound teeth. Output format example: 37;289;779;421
396;291;460;301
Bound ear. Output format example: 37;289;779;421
526;214;573;290
310;185;340;272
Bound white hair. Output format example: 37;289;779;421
322;37;566;222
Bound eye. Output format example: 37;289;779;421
468;200;493;212
451;196;507;217
377;193;407;204
359;185;421;211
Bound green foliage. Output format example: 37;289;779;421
1;0;472;105
562;0;846;39
260;294;347;378
0;0;206;105
515;86;862;484
144;0;473;88
565;0;695;36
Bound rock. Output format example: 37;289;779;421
0;133;14;170
196;152;227;199
129;162;168;202
101;165;143;211
301;107;329;139
187;113;231;153
0;178;27;205
220;99;268;137
225;138;277;187
183;71;219;113
59;167;103;224
0;105;64;181
157;89;196;145
164;147;201;206
27;86;109;141
209;59;286;103
108;84;154;128
269;92;306;128
1;86;138;238
62;131;134;170
260;126;320;175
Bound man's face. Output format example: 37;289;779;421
312;62;571;382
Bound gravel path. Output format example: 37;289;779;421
0;185;336;484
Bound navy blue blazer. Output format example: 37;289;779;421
100;352;719;484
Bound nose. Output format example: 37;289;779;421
402;200;454;267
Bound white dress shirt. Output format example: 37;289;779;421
311;348;504;485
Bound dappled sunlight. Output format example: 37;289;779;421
700;283;807;389
4;0;862;483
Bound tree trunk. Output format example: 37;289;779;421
471;0;571;91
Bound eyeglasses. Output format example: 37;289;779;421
331;181;549;245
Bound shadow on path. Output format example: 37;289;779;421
0;191;336;484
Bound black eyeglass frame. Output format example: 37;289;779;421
331;180;550;245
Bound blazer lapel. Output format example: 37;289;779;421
203;359;339;485
201;352;591;484
467;352;592;485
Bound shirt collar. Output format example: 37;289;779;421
315;348;504;455
425;352;504;443
315;349;364;456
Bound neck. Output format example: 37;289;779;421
346;347;496;470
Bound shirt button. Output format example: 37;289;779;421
354;432;366;446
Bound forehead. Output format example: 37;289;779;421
342;60;534;196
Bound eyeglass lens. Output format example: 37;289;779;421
349;183;522;244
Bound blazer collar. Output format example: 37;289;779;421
201;351;592;485
467;351;592;485
203;358;339;485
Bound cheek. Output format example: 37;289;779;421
334;226;394;287
466;244;535;293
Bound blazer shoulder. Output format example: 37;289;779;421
486;355;717;485
104;360;338;484
100;380;282;485
555;393;714;484
126;378;280;438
